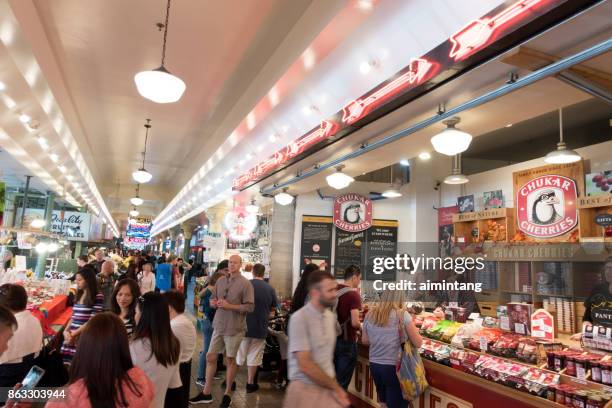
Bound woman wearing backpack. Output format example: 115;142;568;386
361;289;422;408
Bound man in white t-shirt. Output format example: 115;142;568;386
0;284;42;387
163;290;196;408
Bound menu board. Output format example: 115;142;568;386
300;216;333;273
333;228;365;279
364;220;398;281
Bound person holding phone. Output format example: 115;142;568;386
0;284;43;388
45;313;154;408
61;265;104;364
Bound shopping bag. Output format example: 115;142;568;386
396;312;428;401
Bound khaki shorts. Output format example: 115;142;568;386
283;380;344;408
208;330;244;358
236;337;266;367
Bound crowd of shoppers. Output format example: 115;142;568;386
0;246;427;408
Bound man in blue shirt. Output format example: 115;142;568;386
236;263;278;393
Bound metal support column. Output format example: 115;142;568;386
19;176;32;228
35;191;55;279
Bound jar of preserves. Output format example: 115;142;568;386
556;387;566;405
575;357;587;380
547;351;556;370
591;361;601;383
602;362;612;385
565;356;576;377
555;352;565;372
573;391;587;408
586;395;604;408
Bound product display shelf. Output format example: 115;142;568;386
452;207;514;244
423;337;612;407
577;195;612;242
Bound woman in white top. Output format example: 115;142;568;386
138;262;156;295
130;291;181;408
0;284;43;387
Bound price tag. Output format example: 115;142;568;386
449;302;459;308
468;313;480;320
450;359;460;366
514;323;526;334
500;316;510;331
479;336;488;352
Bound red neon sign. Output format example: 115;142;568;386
233;0;564;191
233;120;338;190
449;0;546;60
342;58;433;125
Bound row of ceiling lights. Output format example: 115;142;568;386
272;106;580;204
0;80;119;235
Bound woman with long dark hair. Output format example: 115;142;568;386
110;279;140;336
45;313;154;408
130;292;181;408
61;265;104;364
290;263;321;314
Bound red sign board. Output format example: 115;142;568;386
333;193;373;232
516;174;578;238
234;0;592;191
531;308;555;341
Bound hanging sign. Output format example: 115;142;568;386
531;308;555;341
513;162;583;241
50;211;91;241
224;207;257;241
333;193;372;232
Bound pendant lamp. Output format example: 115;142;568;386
444;154;469;184
134;0;186;103
326;165;354;190
544;108;581;164
130;184;144;206
382;164;402;198
274;188;294;206
431;117;472;156
132;120;153;184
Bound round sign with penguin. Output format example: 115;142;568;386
333;193;373;232
516;174;578;238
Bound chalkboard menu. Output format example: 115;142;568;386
364;220;398;281
333;228;366;279
300;216;333;273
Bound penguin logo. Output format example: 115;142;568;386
530;189;562;225
516;174;578;238
343;203;363;224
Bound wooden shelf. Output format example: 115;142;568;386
577;195;612;241
453;208;514;244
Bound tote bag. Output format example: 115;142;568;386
396;311;428;401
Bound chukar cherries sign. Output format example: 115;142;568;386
514;162;583;240
333;193;373;232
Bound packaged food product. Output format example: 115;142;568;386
468;327;503;352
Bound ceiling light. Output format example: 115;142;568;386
49;153;59;162
545;108;581;164
326;165;354;190
37;137;49;150
381;164;402;198
129;208;140;217
269;134;277;142
18;113;31;123
134;0;185;103
359;59;378;75
505;123;513;127
205;185;212;191
58;165;66;173
131;197;144;206
302;48;316;70
357;0;374;11
431;117;472;156
47;243;59;252
399;159;409;166
214;178;222;184
246;199;260;214
382;189;402;198
35;242;48;253
130;184;144;206
132;119;153;183
66;174;73;181
30;219;46;228
418;152;431;160
274;188;294;206
0;81;5;91
444;154;469;185
246;153;253;160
